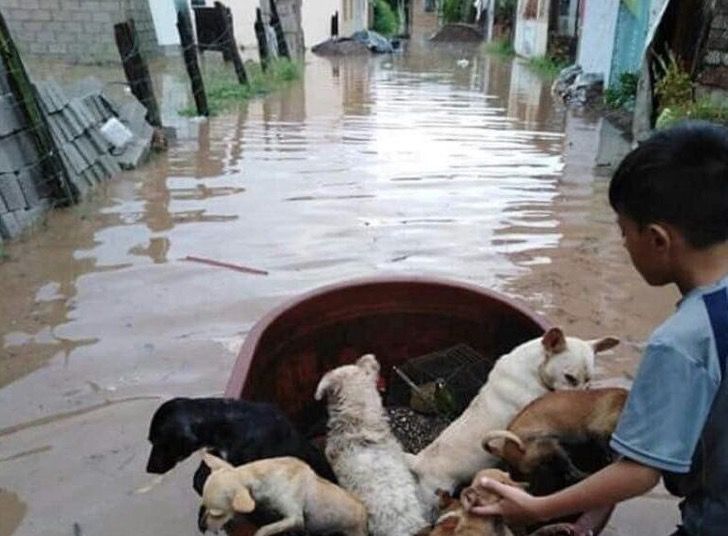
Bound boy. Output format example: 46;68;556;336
473;121;728;535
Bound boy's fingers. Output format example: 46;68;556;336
479;477;518;499
470;502;503;516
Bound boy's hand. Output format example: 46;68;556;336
470;476;547;524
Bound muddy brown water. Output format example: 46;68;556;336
1;7;680;536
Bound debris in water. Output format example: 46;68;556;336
184;256;269;275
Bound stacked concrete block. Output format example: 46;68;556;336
698;0;728;99
1;74;154;240
0;0;160;63
37;80;124;198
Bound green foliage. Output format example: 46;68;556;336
442;0;467;23
654;51;693;111
604;71;639;109
495;0;517;19
372;0;398;36
656;99;728;129
0;241;8;262
179;59;302;117
527;55;568;78
484;39;515;56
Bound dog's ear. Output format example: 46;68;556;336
356;353;380;376
541;327;566;355
202;452;234;472
315;373;339;401
232;487;256;513
591;336;620;354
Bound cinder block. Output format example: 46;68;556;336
0;131;39;173
31;9;52;21
0;94;25;137
0;211;22;239
30;42;49;54
0;174;28;210
16;167;42;206
49;43;68;54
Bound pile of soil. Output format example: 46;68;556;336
431;23;484;43
311;38;370;56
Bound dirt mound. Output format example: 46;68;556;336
430;23;484;42
311;38;370;56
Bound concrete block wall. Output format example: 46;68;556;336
0;72;153;242
698;0;728;97
0;60;55;243
0;0;159;63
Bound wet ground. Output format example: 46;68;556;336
1;4;682;535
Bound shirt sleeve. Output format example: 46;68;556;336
610;342;720;473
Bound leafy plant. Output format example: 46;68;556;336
485;38;515;56
656;99;728;129
654;50;693;111
495;0;517;19
179;59;302;117
442;0;468;23
372;0;398;36
527;55;569;78
604;71;639;109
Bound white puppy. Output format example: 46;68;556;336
315;354;429;536
408;327;619;510
199;453;367;536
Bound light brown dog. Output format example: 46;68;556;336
418;469;524;536
199;453;367;536
482;388;628;485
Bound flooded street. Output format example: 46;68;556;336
1;5;681;535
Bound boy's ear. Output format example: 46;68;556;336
541;327;566;356
202;452;234;471
232;487;255;513
591;336;620;353
647;223;671;251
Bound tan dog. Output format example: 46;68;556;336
408;328;619;511
418;469;524;536
199;453;367;536
482;388;628;484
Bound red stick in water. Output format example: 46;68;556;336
184;256;269;276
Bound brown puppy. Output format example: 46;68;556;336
419;469;524;536
482;388;628;488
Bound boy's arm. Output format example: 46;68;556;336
471;459;660;524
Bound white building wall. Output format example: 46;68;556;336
150;0;192;47
514;0;549;58
149;1;347;51
303;0;341;46
576;0;619;81
229;0;353;50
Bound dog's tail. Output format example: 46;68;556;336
482;430;525;454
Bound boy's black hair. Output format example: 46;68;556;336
609;121;728;248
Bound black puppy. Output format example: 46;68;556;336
146;397;337;493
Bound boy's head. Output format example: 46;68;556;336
609;121;728;286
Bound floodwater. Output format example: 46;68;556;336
1;4;681;536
